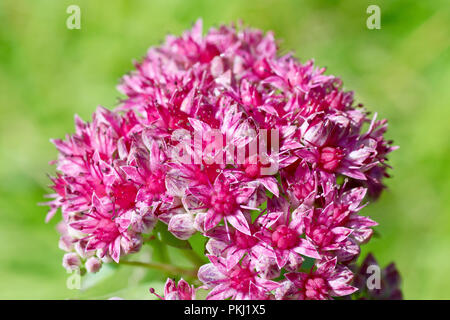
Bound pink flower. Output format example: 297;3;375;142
45;19;399;299
70;195;128;262
282;160;318;206
190;177;256;235
160;278;197;300
297;205;360;262
297;113;379;181
198;255;279;300
286;258;357;300
294;185;377;262
255;198;320;269
121;137;168;204
205;222;274;270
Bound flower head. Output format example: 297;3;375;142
45;19;398;300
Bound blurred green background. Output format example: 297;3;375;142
0;0;449;299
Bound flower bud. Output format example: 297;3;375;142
85;257;102;273
168;213;196;240
62;253;81;271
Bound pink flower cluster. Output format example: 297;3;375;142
45;20;398;300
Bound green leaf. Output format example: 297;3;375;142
299;257;315;272
188;232;209;264
251;200;267;223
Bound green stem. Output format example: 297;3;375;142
119;260;198;278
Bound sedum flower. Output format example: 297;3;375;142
85;257;102;273
62;253;81;272
198;255;280;300
162;278;197;300
44;19;400;300
285;258;357;300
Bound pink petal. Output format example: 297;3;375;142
294;239;321;259
204;209;223;231
207;283;233;300
226;211;251;235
